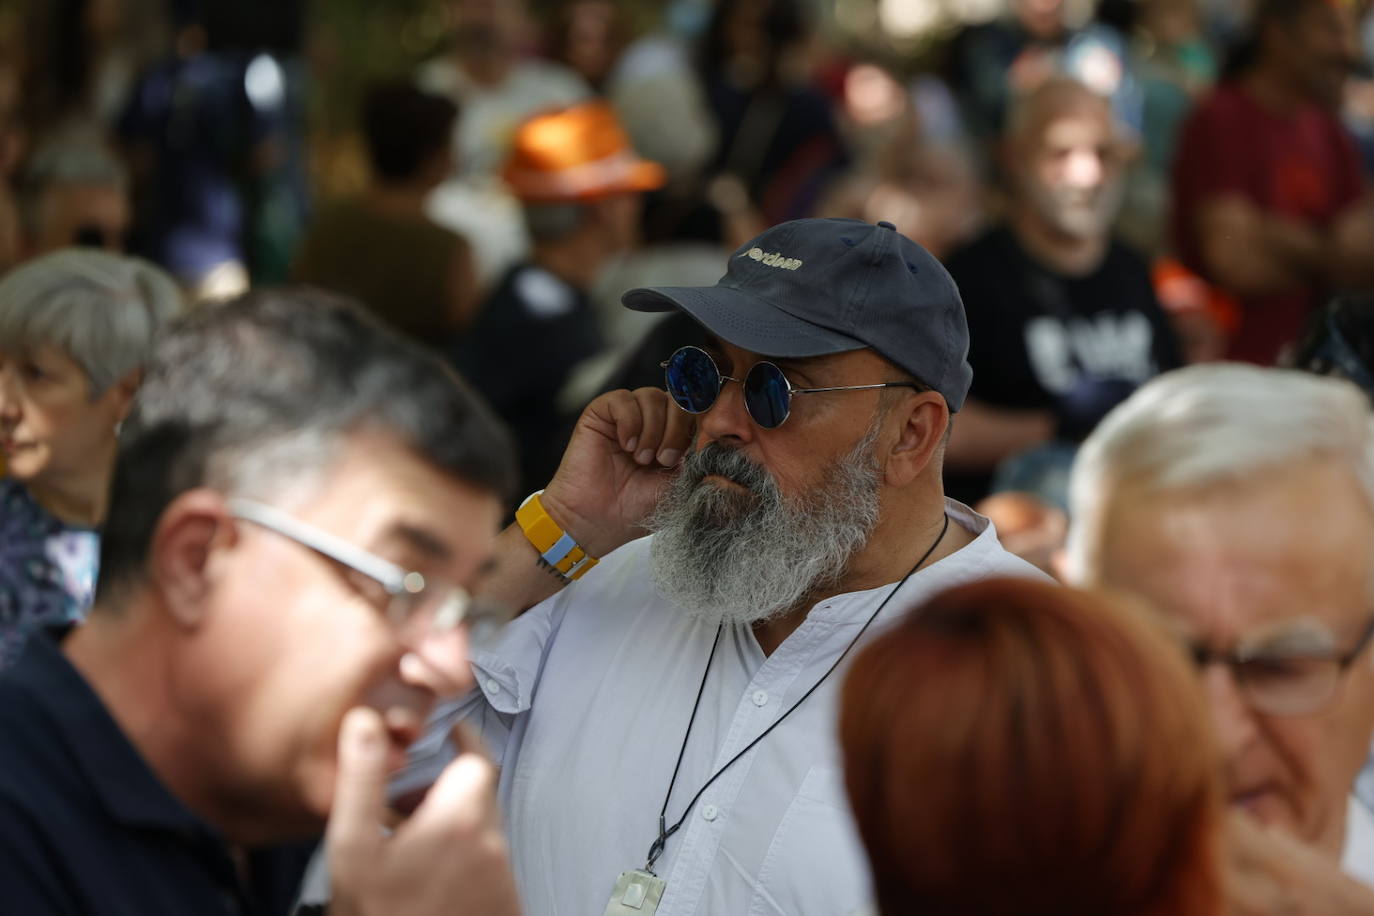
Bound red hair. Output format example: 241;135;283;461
840;578;1223;916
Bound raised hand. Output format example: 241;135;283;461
1226;810;1374;915
327;708;521;916
540;386;696;560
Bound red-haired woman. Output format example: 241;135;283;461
840;577;1223;916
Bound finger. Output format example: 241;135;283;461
401;722;495;840
448;719;489;758
628;387;671;465
593;390;646;454
660;394;696;465
402;744;499;842
1227;810;1276;870
325;708;390;874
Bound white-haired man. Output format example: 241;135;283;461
1067;363;1374;912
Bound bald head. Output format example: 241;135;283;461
1005;77;1116;154
1004;77;1125;241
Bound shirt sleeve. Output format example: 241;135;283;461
397;586;571;790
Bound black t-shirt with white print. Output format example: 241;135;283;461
942;224;1182;504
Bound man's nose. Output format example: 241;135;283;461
1202;663;1262;759
697;375;756;445
401;625;475;699
1063;148;1104;188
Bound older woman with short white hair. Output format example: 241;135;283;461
0;249;181;666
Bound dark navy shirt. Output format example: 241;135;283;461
0;632;307;915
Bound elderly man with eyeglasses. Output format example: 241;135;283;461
0;289;523;915
1066;362;1374;914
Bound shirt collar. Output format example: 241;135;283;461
0;478;98;534
803;498;1000;621
11;630;219;836
1344;795;1374;888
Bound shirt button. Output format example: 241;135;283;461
485;679;501;695
701;804;719;821
752;690;768;706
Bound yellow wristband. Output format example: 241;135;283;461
515;490;599;581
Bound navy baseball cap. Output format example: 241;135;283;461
621;217;973;411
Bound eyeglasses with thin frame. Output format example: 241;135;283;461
227;498;507;648
1187;615;1374;718
661;345;926;429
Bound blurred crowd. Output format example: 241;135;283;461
4;0;1374;914
1;0;1372;509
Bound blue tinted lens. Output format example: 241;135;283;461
665;347;721;414
744;362;791;428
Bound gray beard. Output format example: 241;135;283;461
646;424;883;627
1029;177;1124;240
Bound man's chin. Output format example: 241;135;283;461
1049;212;1107;240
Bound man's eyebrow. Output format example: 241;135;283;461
1240;620;1339;656
773;354;825;370
377;522;454;563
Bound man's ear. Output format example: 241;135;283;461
884;392;949;488
148;488;238;629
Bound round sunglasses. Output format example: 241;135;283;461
661;345;925;429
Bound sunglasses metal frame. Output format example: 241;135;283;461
227;497;473;634
661;345;925;429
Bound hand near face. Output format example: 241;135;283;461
327;708;520;916
1226;810;1374;915
540;387;695;560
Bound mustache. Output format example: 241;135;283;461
682;442;771;492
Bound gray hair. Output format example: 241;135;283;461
18;133;129;238
0;249;184;395
1005;76;1114;149
1065;363;1374;583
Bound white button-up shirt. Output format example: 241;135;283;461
413;500;1043;916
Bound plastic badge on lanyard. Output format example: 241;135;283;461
604;869;667;915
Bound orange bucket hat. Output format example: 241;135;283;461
502;100;666;203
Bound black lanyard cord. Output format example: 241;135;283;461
643;513;951;874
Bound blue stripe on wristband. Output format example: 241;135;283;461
541;531;578;568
